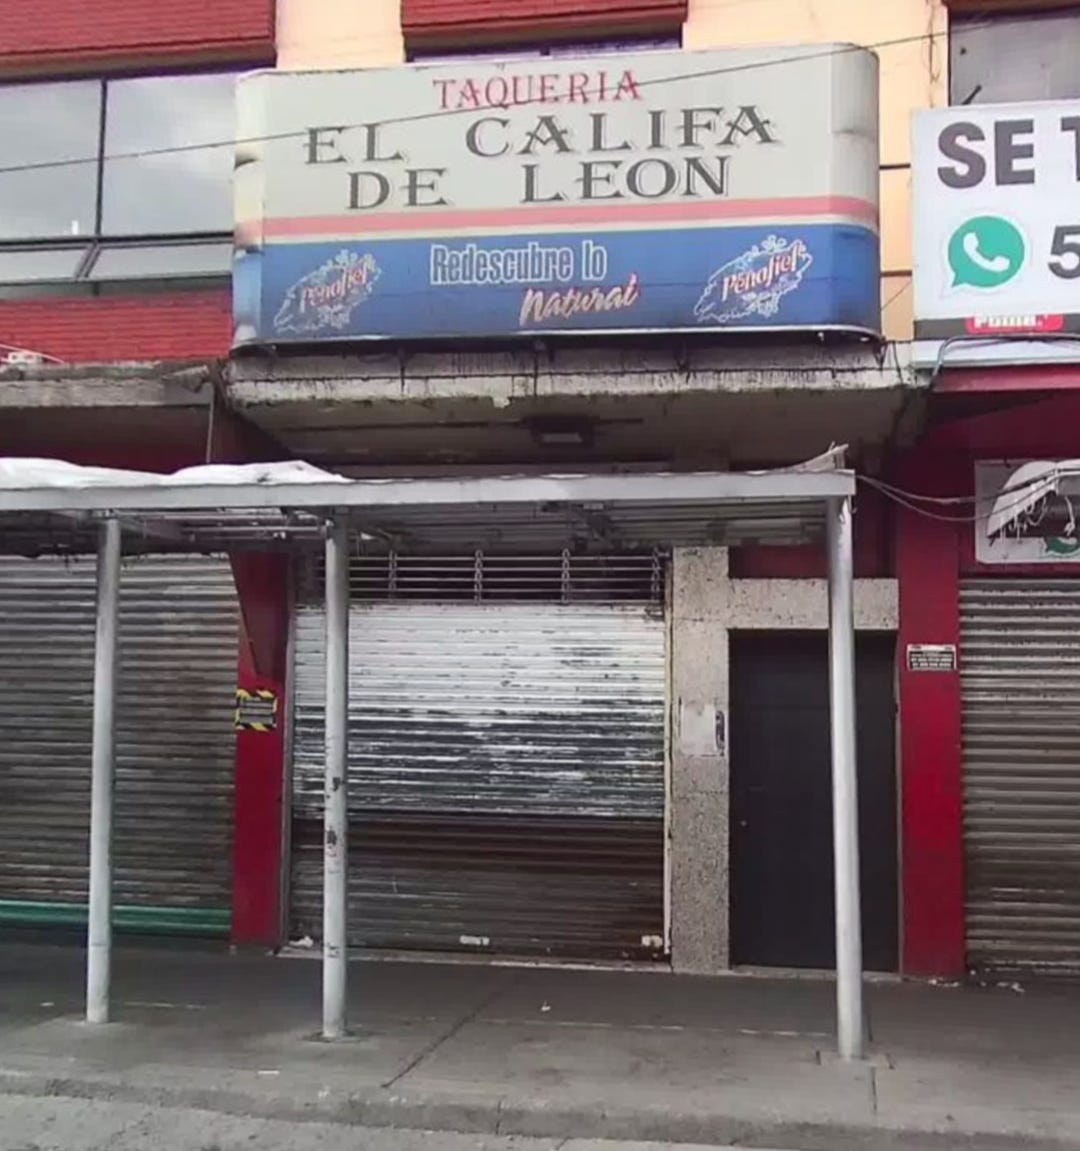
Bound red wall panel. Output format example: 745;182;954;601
730;482;893;579
895;450;967;977
231;553;289;947
0;0;274;74
0;289;231;364
892;390;1080;976
924;392;1080;577
403;0;687;45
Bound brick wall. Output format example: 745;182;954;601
0;0;275;74
0;290;232;364
402;0;687;45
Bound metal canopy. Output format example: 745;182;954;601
0;455;865;1061
0;465;854;555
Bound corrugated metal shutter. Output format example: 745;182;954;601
290;553;666;959
0;555;238;935
960;579;1080;974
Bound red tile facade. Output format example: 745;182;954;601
0;0;274;74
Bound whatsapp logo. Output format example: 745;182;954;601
948;216;1025;289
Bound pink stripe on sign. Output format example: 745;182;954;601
246;196;878;239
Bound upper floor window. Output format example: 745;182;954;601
950;10;1080;105
400;0;688;55
408;36;681;63
0;70;236;290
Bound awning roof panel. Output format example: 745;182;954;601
0;456;855;556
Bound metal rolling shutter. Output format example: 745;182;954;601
290;553;666;959
0;555;238;934
960;579;1080;974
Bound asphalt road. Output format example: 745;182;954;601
0;1096;798;1151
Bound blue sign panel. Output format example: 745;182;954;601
234;223;879;343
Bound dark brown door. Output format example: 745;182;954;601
730;632;898;971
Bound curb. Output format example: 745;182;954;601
0;1070;1077;1151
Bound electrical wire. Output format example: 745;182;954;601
880;278;912;317
0;12;1030;180
858;472;1061;527
861;470;1070;510
858;474;983;507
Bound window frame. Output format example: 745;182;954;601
948;8;1080;105
406;33;682;63
0;63;239;290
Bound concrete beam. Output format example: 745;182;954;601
226;343;919;411
0;363;215;411
726;578;898;631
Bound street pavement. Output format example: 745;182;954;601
0;1097;796;1151
1;941;1078;1151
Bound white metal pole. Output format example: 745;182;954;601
323;520;349;1039
86;518;121;1025
827;495;864;1060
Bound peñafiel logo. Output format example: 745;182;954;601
694;236;812;325
274;250;380;334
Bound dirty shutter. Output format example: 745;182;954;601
290;553;666;959
961;579;1080;973
0;555;238;934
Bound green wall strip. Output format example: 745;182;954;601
0;900;230;936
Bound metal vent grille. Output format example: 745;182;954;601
298;550;665;604
960;579;1080;975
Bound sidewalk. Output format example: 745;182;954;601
1;941;1078;1151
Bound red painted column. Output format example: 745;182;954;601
896;484;965;976
230;554;290;947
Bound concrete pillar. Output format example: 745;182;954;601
276;0;404;69
669;547;730;974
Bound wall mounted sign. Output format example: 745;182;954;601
906;644;958;672
976;459;1080;564
233;45;881;345
235;688;278;732
913;101;1080;366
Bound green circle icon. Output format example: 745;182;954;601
948;216;1025;289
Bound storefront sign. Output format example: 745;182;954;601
235;688;278;732
906;643;957;673
233;45;881;345
913;101;1080;364
976;460;1080;564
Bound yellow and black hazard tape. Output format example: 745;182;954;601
235;688;278;733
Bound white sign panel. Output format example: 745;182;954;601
233;46;881;345
906;644;958;672
912;102;1080;363
976;460;1080;564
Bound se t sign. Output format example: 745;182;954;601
913;102;1080;345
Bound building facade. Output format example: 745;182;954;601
902;1;1080;977
5;0;1076;980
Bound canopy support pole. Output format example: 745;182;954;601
827;495;864;1060
86;518;121;1025
322;519;349;1039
